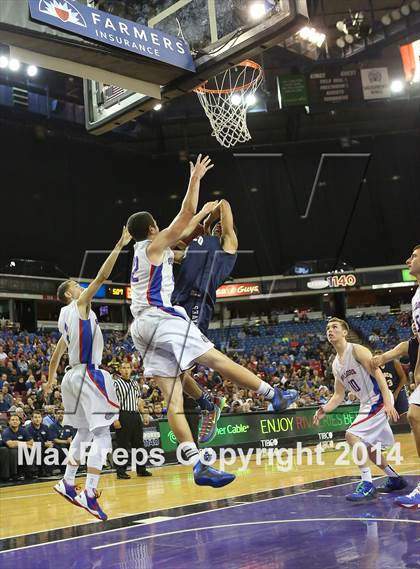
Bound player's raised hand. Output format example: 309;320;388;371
118;226;132;248
200;201;219;216
313;406;326;426
384;402;399;423
189;154;214;180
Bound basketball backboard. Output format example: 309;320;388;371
84;0;309;134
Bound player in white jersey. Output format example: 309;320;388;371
44;226;132;520
388;243;420;509
127;154;284;488
313;318;404;502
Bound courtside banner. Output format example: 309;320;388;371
159;405;361;453
216;283;260;298
28;0;195;72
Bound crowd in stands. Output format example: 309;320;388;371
0;313;416;482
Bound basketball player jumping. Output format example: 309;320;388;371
127;154;283;488
45;226;132;520
171;198;238;444
313;318;405;502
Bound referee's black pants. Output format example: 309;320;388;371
115;411;147;475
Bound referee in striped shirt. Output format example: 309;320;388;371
113;362;152;479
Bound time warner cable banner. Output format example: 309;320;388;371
159;405;363;456
28;0;195;72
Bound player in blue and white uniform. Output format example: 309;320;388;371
171;199;238;444
127;154;283;489
45;227;131;520
314;317;404;502
386;244;420;509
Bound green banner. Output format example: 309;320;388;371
402;268;416;282
159;405;360;452
277;75;309;107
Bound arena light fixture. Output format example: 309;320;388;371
0;55;8;69
344;34;354;44
153;103;162;111
381;14;392;25
412;0;420;11
391;9;402;20
401;5;411;16
336;21;347;33
336;37;346;48
230;93;242;106
298;26;326;47
307;279;329;290
390;79;405;93
27;65;38;77
8;58;20;71
246;93;257;106
249;1;267;20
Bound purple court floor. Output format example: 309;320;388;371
1;475;419;569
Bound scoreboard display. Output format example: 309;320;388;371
79;283;129;300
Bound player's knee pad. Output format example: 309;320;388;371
68;428;92;463
87;426;112;470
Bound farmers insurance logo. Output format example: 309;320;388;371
39;0;87;27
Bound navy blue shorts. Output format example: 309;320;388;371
180;297;213;335
394;389;409;415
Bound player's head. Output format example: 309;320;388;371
119;361;132;380
406;244;420;278
127;212;159;241
57;280;83;304
326;317;349;344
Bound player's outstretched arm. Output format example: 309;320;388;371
44;336;67;398
354;343;399;422
220;199;238;254
148;155;213;263
78;226;131;308
371;342;409;370
178;201;219;242
313;376;345;425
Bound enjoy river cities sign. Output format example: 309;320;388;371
28;0;195;72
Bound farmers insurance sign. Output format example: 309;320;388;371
29;0;195;72
216;283;260;298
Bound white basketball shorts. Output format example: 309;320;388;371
347;402;395;447
130;305;214;378
61;364;120;431
409;384;420;405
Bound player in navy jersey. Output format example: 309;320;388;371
373;352;409;417
172;199;238;444
127;154;284;489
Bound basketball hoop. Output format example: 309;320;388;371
193;60;263;148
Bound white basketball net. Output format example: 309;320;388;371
194;61;263;148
